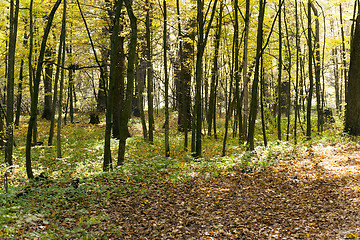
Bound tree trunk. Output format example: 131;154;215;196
5;0;19;166
117;0;137;166
15;59;24;128
340;3;348;109
242;0;251;139
277;0;282;141
194;0;218;157
306;0;314;139
137;55;148;141
247;0;265;151
345;14;360;135
208;4;223;137
311;3;322;133
294;0;300;144
112;35;125;139
104;0;123;171
163;0;170;157
26;0;61;179
146;0;154;144
42;50;53;120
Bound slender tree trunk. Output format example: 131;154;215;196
208;4;223;137
311;3;322;133
163;0;170;157
283;2;291;141
15;59;24;128
48;9;66;146
68;67;74;124
242;0;251;139
247;0;265;151
5;0;19;166
277;0;282;141
294;0;300;144
340;3;348;108
260;53;267;147
306;0;314;139
26;0;61;179
234;0;243;142
138;56;148;141
146;0;154;144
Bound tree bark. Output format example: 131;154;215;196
345;14;360;135
163;0;170;157
117;0;137;166
306;0;314;139
26;0;61;179
247;0;265;151
5;0;19;166
146;0;154;144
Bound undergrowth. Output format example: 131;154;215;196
0;112;353;239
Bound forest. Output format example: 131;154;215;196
1;0;360;238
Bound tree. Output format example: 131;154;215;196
104;0;123;171
117;0;137;166
146;0;154;144
26;0;62;179
345;12;360;135
163;0;170;157
5;0;19;166
247;0;266;151
194;0;218;157
306;0;314;139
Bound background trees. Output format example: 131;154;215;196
0;0;357;175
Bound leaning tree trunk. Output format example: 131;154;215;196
26;0;61;179
345;14;360;135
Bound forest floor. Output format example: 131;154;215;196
9;143;360;239
1;118;360;239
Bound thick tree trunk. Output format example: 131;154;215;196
112;35;125;139
117;0;137;166
345;14;360;135
104;0;124;171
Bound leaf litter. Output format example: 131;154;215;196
3;144;359;239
